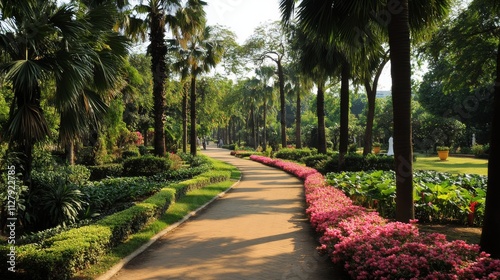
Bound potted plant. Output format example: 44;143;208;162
372;142;381;154
437;146;450;160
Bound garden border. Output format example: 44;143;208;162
95;176;241;280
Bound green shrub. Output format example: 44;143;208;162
122;156;171;176
318;154;394;174
222;144;236;150
348;143;358;154
81;177;162;214
168;153;183;170
122;150;139;160
88;164;123;181
2;158;234;279
275;148;315;162
138;145;149;156
302;154;329;169
30;170;86;229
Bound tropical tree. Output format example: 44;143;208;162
470;0;500;259
255;65;276;149
244;21;289;148
0;0;128;180
127;0;206;156
184;25;224;155
59;0;130;165
280;0;452;222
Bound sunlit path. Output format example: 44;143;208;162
108;143;345;280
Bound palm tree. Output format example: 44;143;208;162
0;0;128;180
59;0;130;165
185;25;224;155
255;65;276;149
479;0;500;260
280;0;452;222
127;0;205;156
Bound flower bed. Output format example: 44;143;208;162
249;155;500;279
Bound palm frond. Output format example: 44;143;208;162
6;103;50;143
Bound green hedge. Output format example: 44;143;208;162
274;148;316;162
88;164;123;181
317;153;395;173
122;156;172;177
0;168;231;279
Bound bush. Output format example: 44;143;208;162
138;145;149;156
122;156;171;176
122;150;139;160
168;153;183;170
318;154;394;173
1;166;233;279
274;148;315;162
302;154;329;169
88;164;123;181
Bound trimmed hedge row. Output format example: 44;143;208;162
1;169;231;279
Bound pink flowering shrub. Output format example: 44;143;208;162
249;155;500;279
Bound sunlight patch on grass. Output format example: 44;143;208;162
414;155;488;175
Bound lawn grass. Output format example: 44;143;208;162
414;154;488;175
74;169;240;279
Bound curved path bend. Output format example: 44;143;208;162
108;144;346;280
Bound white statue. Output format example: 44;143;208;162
387;136;394;156
472;133;476;146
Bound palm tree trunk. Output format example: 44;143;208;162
263;101;267;149
339;63;350;170
317;81;327;154
182;82;188;153
363;57;389;155
278;61;287;148
363;80;376;156
190;74;197;156
151;12;167;157
296;89;302;149
480;42;500;258
388;0;414;223
65;140;75;165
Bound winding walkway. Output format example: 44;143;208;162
107;144;346;280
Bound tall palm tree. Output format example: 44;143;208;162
128;0;205;156
186;25;224;155
479;0;500;260
280;0;452;222
255;65;276;149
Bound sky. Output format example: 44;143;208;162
203;0;393;91
204;0;282;44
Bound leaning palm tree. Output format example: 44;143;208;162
280;0;453;222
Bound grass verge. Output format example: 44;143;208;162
414;155;488;175
74;168;240;279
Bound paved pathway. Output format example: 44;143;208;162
108;144;346;280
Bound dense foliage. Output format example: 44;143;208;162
326;170;487;226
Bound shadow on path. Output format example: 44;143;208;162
109;145;348;280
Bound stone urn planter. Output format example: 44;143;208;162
373;143;381;154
